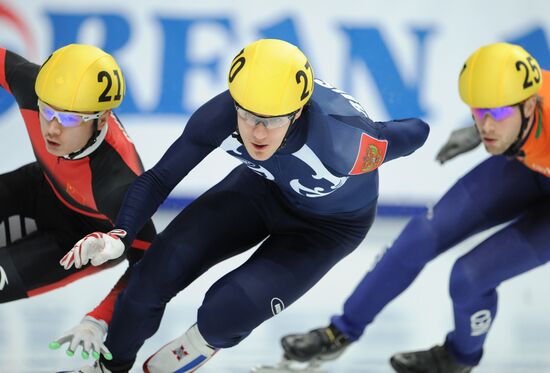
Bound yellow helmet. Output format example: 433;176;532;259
459;42;542;108
228;39;314;116
35;44;125;112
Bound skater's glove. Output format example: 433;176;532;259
60;229;127;270
49;316;113;361
435;125;481;164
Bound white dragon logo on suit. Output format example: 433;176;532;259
220;135;348;197
0;265;8;291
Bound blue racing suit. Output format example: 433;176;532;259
103;79;429;369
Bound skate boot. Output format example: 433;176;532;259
251;324;351;372
390;344;474;373
143;323;218;373
282;324;351;362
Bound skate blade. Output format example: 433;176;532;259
252;359;328;373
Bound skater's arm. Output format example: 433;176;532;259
48;266;134;360
376;117;430;163
85;265;133;324
435;124;481;164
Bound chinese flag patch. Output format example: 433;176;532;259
349;133;388;175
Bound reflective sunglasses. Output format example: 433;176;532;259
37;100;105;127
471;106;516;121
235;103;297;129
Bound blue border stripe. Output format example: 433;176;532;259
161;197;428;218
175;355;207;372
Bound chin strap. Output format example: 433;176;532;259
277;104;309;151
233;127;244;144
63;120;108;160
276;116;299;151
503;102;539;157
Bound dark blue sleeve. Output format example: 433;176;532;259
309;81;429;166
115;91;236;246
377;118;430;163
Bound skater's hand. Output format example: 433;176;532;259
60;229;127;269
435;125;481;164
49;316;113;360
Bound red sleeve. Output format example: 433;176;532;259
84;222;152;323
0;48;13;94
85;266;131;324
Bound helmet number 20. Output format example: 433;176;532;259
97;70;123;103
295;61;311;101
228;49;245;83
516;57;541;89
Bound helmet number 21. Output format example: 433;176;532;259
97;70;123;103
295;61;311;101
516;57;541;89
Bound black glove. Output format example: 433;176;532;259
436;125;481;164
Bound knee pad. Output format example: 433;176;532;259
197;281;259;348
449;256;484;304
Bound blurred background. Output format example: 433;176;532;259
1;0;550;372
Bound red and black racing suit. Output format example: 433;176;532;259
0;48;155;323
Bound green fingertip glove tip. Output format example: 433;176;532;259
66;350;74;357
81;351;89;359
92;351;100;360
104;353;113;360
48;342;60;350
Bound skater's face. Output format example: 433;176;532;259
38;100;109;156
236;104;303;161
472;95;537;155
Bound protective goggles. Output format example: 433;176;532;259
37;100;105;127
235;103;297;129
471;106;516;121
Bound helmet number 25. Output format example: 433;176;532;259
516;57;541;89
97;70;123;103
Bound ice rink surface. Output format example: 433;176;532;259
2;211;550;373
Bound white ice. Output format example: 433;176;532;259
1;212;549;373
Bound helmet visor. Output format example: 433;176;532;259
471;106;516;121
37;100;105;127
235;103;297;129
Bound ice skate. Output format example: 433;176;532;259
143;323;217;373
252;356;328;373
56;359;115;373
252;324;350;373
390;344;473;373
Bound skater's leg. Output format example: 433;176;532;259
390;200;550;372
103;169;271;371
332;156;545;341
445;199;550;366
